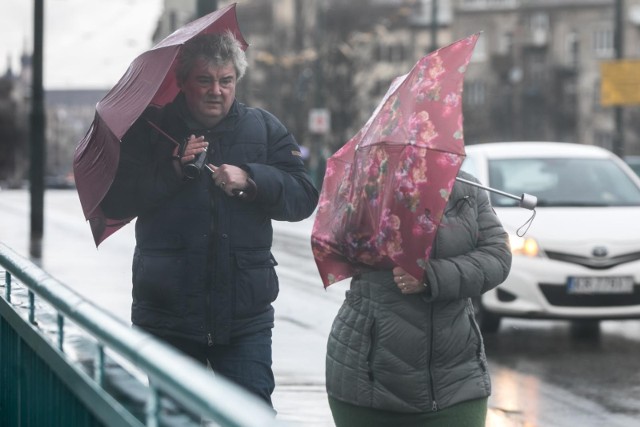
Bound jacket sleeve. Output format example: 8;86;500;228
100;113;183;220
423;182;512;302
242;109;319;222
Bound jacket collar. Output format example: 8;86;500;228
169;92;240;133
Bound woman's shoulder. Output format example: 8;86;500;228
457;169;480;184
452;170;482;199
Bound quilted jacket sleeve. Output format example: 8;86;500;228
423;174;512;301
242;109;319;222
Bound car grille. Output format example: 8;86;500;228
544;250;640;269
539;283;640;307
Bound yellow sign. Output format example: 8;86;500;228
600;60;640;106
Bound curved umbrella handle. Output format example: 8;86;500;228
455;177;537;210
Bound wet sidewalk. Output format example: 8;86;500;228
273;384;332;426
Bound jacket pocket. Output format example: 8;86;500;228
132;248;187;316
233;249;279;317
468;313;488;373
366;318;378;382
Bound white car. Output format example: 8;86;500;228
461;142;640;336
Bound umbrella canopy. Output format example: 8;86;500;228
73;3;248;246
311;33;480;287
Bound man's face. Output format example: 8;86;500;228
180;58;237;128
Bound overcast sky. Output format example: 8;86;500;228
1;0;163;89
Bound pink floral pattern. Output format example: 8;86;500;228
311;34;479;287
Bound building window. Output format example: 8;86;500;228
374;43;406;63
530;13;549;32
566;30;580;68
390;44;406;63
525;51;546;88
372;80;386;98
374;44;384;63
460;0;517;9
498;32;514;56
593;78;603;111
464;80;486;106
529;54;546;86
593;28;614;58
529;12;549;46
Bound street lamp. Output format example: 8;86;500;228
430;0;438;52
30;0;45;258
613;0;625;157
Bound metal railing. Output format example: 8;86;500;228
0;242;278;427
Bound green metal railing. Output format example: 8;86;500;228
0;242;278;427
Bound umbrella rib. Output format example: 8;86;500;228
145;119;181;148
358;141;464;156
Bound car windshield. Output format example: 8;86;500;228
626;158;640;177
488;157;640;207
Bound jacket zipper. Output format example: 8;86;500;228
428;231;439;412
469;313;487;373
428;305;438;411
207;152;217;347
366;318;377;381
206;135;221;347
206;284;213;346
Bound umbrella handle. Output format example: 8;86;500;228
455;177;537;210
204;164;246;198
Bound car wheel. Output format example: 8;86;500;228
472;297;501;333
570;320;601;340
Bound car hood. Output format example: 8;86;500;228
495;206;640;253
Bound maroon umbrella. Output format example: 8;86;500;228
73;3;248;246
311;34;480;287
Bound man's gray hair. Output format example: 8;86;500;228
176;30;248;84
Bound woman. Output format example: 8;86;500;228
325;170;512;427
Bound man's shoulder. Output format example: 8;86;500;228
238;103;282;126
141;104;164;118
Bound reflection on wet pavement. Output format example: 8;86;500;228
483;319;640;427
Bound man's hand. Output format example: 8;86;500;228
172;135;208;178
180;135;208;165
208;163;255;199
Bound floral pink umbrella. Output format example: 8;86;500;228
73;3;247;246
311;33;480;287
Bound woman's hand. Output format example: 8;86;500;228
392;266;426;295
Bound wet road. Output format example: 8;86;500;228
483;319;640;427
1;189;640;426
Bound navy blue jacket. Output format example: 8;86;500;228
101;95;318;344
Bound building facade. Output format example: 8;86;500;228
456;0;640;156
3;0;639;190
152;0;640;161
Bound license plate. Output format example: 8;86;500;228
567;276;634;294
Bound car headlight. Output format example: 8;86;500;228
509;234;541;257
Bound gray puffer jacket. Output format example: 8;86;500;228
325;170;512;413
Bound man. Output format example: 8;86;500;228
101;31;319;408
